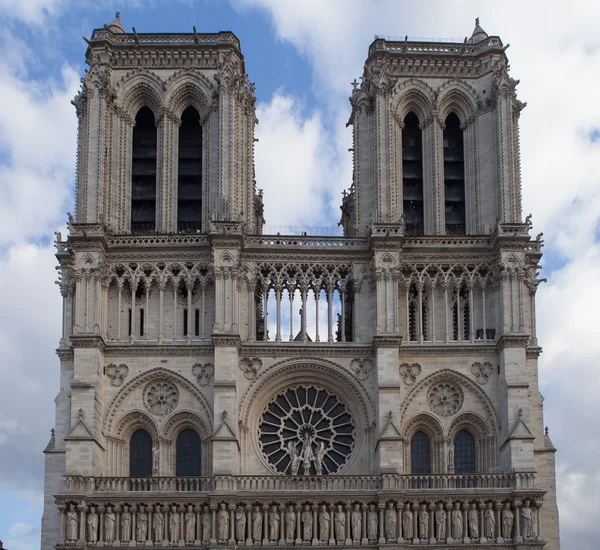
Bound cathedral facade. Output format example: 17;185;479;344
42;14;560;550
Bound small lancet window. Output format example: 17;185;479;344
176;429;201;476
131;107;157;234
410;431;431;474
454;430;476;474
129;428;153;477
402;112;424;235
443;113;466;235
177;106;203;232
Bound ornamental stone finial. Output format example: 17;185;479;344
475;17;480;26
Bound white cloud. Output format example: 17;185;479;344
0;0;66;25
9;523;40;538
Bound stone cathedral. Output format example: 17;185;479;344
42;14;560;550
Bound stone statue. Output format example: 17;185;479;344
402;503;413;540
269;505;280;541
447;442;455;473
87;505;99;542
121;504;132;542
301;433;315;475
484;502;495;539
289;440;301;475
351;503;362;541
105;505;116;543
235;507;246;542
319;504;330;541
334;504;345;541
385;502;396;540
137;505;148;542
185;505;196;542
468;503;479;538
367;504;378;540
451;503;463;539
502;502;514;539
202;506;211;542
153;505;164;542
170;505;181;543
522;500;533;538
435;503;446;539
217;503;229;541
66;503;78;541
285;506;296;541
302;504;312;541
314;441;326;475
252;506;262;542
418;505;429;539
152;441;159;475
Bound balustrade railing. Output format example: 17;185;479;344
62;473;534;494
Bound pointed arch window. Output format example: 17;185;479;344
177;106;203;232
176;429;201;476
131;107;157;234
454;430;476;474
410;431;431;474
402;112;424;235
129;429;153;477
443;113;466;235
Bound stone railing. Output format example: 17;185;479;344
245;236;369;249
62;473;535;494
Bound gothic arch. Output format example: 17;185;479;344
402;412;444;441
115;410;159;442
163;409;211;476
116;69;165;120
165;69;213;119
436;79;481;124
103;367;213;437
392;78;435;123
447;411;491;439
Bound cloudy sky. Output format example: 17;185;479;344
0;1;599;548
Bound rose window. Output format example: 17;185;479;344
143;381;179;415
259;386;355;475
427;381;464;417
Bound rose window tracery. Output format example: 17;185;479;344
143;381;179;415
259;386;355;475
427;381;464;417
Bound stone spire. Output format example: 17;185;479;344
106;11;125;34
469;17;488;43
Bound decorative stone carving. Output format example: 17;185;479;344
285;506;296;541
87;505;99;542
105;363;129;387
105;505;116;543
502;503;514;539
217;503;229;541
470;361;494;385
259;385;355;475
350;358;374;381
385;502;396;540
66;503;78;541
170;505;181;543
399;362;422;385
334;504;345;541
144;380;179;415
468;503;479;538
185;505;196;542
418;505;429;539
402;503;413;540
427;381;464;417
484;502;495;538
152;441;159;475
351;504;362;541
236;507;246;541
302;504;312;541
121;504;132;542
522;500;533;539
192;362;214;386
239;357;262;380
269;505;280;541
319;505;330;541
153;504;165;542
451;503;463;539
252;505;262;542
202;506;211;542
435;503;446;539
367;504;377;540
137;505;148;542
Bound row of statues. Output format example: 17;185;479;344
63;499;537;544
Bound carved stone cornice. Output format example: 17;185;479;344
212;335;242;348
526;346;543;359
103;344;213;357
56;348;74;362
69;335;107;352
496;334;530;353
372;335;403;350
399;344;497;357
239;343;373;358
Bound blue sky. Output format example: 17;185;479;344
0;1;600;549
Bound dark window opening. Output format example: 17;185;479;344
443;113;466;235
139;308;144;337
131;107;157;234
183;308;188;336
128;308;132;335
402;112;424;235
454;430;476;474
177;106;203;232
176;429;201;476
410;431;431;474
194;309;200;336
130;429;152;477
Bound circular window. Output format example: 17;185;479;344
143;381;179;416
427;381;464;417
259;386;355;475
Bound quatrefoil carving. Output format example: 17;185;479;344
398;362;422;385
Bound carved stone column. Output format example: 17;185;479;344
378;504;385;544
